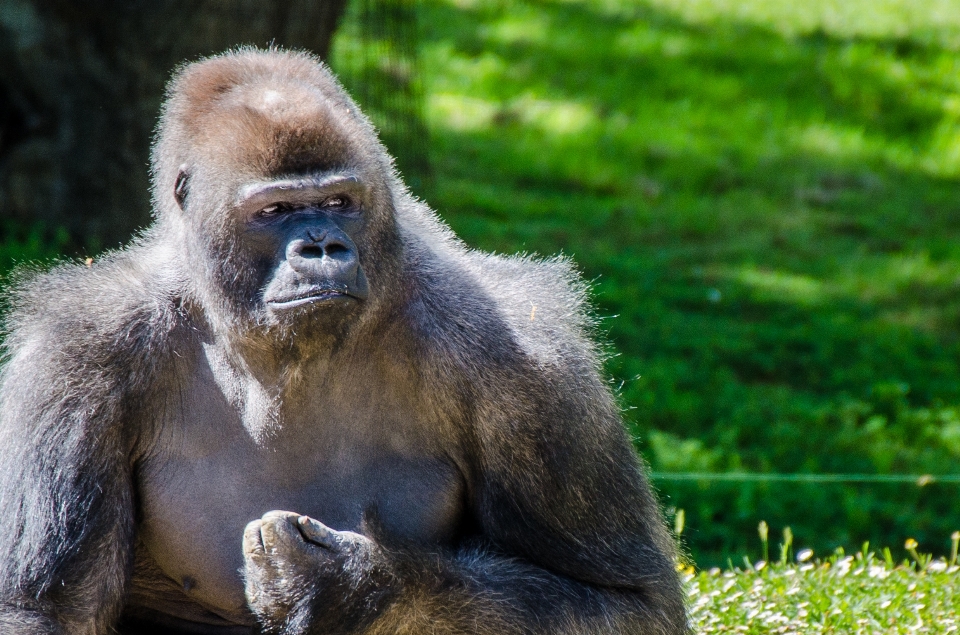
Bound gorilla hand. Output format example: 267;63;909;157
243;511;396;634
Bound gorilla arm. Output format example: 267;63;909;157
244;332;688;635
0;265;164;634
385;356;685;635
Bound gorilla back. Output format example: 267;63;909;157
0;50;687;635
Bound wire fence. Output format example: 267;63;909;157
649;472;960;485
332;0;432;193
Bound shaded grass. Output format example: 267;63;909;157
366;0;960;565
0;224;69;278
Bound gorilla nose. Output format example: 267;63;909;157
286;230;359;277
289;232;345;259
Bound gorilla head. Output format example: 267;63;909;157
152;51;402;344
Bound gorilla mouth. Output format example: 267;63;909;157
266;288;357;310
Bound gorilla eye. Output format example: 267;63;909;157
322;196;351;209
257;203;293;218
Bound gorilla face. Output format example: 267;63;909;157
159;53;401;341
182;169;374;338
240;174;370;320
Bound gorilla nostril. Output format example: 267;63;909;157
325;243;349;257
300;244;325;258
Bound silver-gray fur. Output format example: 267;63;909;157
0;49;687;635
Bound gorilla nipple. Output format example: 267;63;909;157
182;576;196;592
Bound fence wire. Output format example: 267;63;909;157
331;0;432;193
649;472;960;485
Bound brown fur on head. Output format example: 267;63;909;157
152;48;395;218
148;49;405;338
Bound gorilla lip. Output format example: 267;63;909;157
266;289;356;309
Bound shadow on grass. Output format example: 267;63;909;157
415;0;960;565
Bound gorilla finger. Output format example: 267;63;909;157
243;520;265;556
261;510;302;524
297;515;338;548
259;513;303;552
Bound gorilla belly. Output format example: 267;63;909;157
132;402;466;628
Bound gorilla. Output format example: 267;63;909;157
0;49;686;635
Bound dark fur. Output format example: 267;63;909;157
0;49;687;634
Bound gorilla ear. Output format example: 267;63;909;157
174;164;190;210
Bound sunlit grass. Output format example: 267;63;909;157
728;267;826;306
641;0;960;45
688;556;960;634
430;94;499;130
687;528;960;633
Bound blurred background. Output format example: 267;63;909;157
2;0;960;568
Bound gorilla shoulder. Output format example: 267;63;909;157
397;219;596;368
2;241;185;380
471;251;597;362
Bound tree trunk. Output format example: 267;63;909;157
0;0;349;249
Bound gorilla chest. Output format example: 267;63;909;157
134;385;465;625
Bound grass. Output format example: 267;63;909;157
687;553;960;634
328;0;960;566
0;224;69;277
683;522;960;632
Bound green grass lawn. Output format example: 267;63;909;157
333;0;960;567
688;554;960;634
685;524;960;632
